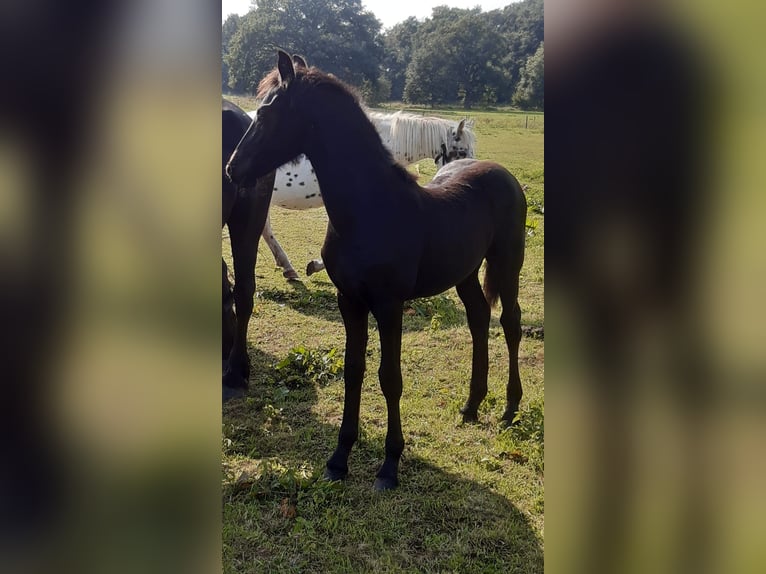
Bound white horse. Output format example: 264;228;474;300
250;110;477;279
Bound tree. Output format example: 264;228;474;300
223;0;384;94
382;17;420;101
403;9;506;108
489;0;544;103
222;14;242;92
513;42;544;109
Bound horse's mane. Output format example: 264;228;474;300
257;66;418;184
368;111;477;163
257;67;363;105
369;111;449;163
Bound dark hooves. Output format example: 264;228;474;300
460;405;479;423
500;409;520;427
283;269;301;281
222;369;248;391
373;476;398;491
222;385;246;403
323;466;348;483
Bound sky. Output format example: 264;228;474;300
222;0;516;29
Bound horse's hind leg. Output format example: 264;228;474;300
262;212;300;280
456;269;491;422
486;249;525;425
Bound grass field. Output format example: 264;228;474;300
222;98;544;573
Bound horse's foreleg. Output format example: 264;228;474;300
325;292;368;481
223;185;272;396
224;225;257;393
222;258;235;362
370;299;404;491
456;271;491;422
261;212;299;280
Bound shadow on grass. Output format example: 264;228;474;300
257;281;342;323
222;374;543;574
259;281;472;334
256;282;544;341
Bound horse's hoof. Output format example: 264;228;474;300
306;260;324;276
283;269;300;281
323;466;348;482
222;369;248;390
373;476;398;491
500;408;520;427
460;405;479;423
222;385;245;403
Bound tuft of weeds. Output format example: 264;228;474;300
497;398;544;474
275;345;344;387
405;295;463;330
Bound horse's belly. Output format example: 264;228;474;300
412;212;495;297
271;157;323;210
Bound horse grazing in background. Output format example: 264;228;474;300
227;51;527;490
222;99;274;400
250;107;477;279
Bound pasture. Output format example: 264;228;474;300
222;99;544;573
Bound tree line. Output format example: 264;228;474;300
223;0;543;109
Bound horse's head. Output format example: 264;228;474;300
447;119;474;161
434;119;476;165
226;51;308;187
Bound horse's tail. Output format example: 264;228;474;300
482;258;500;308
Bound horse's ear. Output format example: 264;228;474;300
292;54;308;69
277;50;295;86
456;119;466;138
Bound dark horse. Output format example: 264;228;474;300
222;99;274;400
226;51;527;490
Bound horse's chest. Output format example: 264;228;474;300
271;158;323;210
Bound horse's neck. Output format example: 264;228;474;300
305;110;413;226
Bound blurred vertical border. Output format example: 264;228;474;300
0;1;221;572
545;1;766;573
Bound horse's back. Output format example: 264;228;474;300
425;159;525;216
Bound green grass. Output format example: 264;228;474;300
223;104;544;573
